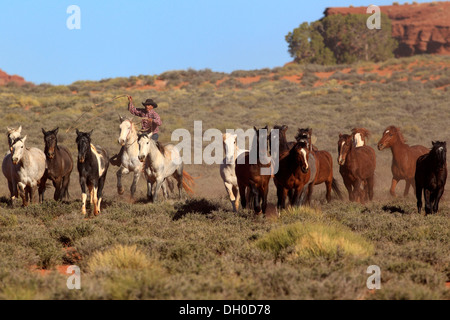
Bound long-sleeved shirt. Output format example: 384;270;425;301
128;101;162;134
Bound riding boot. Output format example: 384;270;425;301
110;146;124;167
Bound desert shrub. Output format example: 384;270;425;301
257;220;374;260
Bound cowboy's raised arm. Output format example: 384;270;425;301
128;98;145;117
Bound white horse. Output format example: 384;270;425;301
116;116;144;198
2;136;46;206
137;133;193;202
220;133;248;212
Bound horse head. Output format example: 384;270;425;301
137;132;153;162
431;141;447;166
378;126;405;150
351;128;370;148
295;128;312;151
292;140;310;173
42;127;59;159
7;125;22;152
118;117;134;146
222;133;238;164
338;133;353;166
10;135;27;165
76;129;93;163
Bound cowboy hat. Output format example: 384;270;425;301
142;99;158;108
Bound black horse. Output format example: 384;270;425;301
41;128;73;201
415;141;447;215
76;129;109;216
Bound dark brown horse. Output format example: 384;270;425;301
296;128;342;202
235;126;272;214
41;128;73;201
377;126;429;197
274;140;314;209
338;134;376;203
415;141;447;215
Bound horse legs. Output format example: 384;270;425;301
354;180;364;204
130;170;141;199
53;178;63;201
96;175;107;215
424;189;432;215
152;177;165;202
8;180;17;207
404;180;411;197
251;184;261;214
390;178;399;197
224;181;238;212
116;166;127;195
342;178;353;201
416;183;423;214
39;170;48;203
276;185;287;210
325;179;332;203
147;181;153;202
79;177;88;215
306;182;314;206
261;185;269;214
18;182;27;207
237;181;247;210
433;187;444;214
61;174;71;201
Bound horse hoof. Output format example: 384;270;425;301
118;187;125;195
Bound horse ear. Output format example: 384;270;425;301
339;133;343;138
54;127;59;135
89;130;93;137
253;126;258;132
432;141;436;146
22;135;27;143
42;128;46;135
18;125;22;134
75;129;80;135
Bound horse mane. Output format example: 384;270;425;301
351;128;370;139
388;126;406;144
295;128;312;142
155;141;165;154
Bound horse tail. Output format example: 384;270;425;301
332;178;343;200
182;171;195;195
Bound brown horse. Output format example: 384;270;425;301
41;128;73;201
274;140;313;209
377;126;429;197
351;128;370;147
296;128;342;202
235;126;272;214
338;134;376;203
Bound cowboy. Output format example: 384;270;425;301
128;96;162;140
110;96;162;166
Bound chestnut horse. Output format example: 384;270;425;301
235;126;272;214
274;140;314;209
415;141;447;215
296;128;342;202
351;128;370;147
377;126;429;197
338;134;376;203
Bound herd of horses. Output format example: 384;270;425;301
221;125;447;216
1;120;447;217
1;118;194;217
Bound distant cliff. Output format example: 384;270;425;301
324;1;450;57
0;69;29;86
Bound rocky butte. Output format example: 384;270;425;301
324;1;450;57
0;69;29;86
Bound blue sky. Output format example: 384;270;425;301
0;0;440;84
